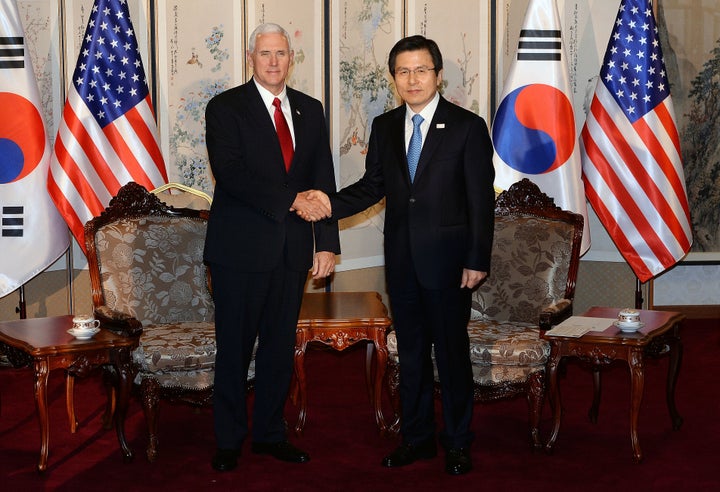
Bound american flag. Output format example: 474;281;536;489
48;0;167;250
580;0;692;282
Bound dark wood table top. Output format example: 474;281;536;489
543;306;685;346
298;292;391;328
0;315;137;357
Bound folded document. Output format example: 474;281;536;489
545;317;615;337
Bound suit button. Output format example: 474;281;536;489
409;198;416;204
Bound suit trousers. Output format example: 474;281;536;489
209;262;306;448
388;262;474;450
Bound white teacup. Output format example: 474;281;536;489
72;314;100;331
617;308;640;325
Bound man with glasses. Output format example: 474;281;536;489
301;35;495;475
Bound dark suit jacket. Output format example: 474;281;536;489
331;96;495;289
204;81;340;271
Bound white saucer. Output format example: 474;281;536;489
613;320;645;332
67;327;100;340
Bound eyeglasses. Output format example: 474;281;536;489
394;66;436;78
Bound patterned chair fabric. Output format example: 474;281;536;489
385;179;584;449
94;213;216;389
91;203;261;389
84;182;255;462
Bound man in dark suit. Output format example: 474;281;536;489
204;23;340;472
303;35;495;475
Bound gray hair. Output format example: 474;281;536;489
248;23;292;53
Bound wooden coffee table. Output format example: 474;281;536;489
293;292;392;435
0;315;138;472
542;307;684;462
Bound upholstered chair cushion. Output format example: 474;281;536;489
466;321;549;385
386;320;549;386
471;216;575;324
94;215;217;391
84;182;261;462
132;321;216;390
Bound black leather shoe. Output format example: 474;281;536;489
381;439;437;467
211;448;241;472
251;441;310;463
445;447;472;475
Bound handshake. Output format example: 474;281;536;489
290;190;332;222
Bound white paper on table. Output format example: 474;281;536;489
545;317;616;337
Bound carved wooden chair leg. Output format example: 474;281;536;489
141;378;161;462
527;370;545;451
385;359;401;436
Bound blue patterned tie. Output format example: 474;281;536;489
407;114;424;182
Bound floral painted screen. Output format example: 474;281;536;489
331;0;402;270
154;0;242;194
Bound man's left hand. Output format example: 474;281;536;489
461;269;487;289
311;251;336;279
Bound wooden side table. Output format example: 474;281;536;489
542;307;684;462
0;315;138;473
293;292;392;435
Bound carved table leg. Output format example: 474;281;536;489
666;327;684;430
589;367;602;424
66;374;79;433
544;342;563;454
629;348;645;463
293;329;309;435
101;368;117;431
33;358;50;473
371;329;388;434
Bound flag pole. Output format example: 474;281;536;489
635;277;644;309
66;234;74;315
17;285;26;319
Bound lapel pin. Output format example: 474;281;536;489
436;123;445;128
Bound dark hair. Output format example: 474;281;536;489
387;35;443;76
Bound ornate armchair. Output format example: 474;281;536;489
84;182;254;461
386;178;584;449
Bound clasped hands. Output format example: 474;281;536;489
290;190;331;222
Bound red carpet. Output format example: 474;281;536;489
1;318;718;491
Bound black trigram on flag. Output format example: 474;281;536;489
2;206;24;237
517;29;561;61
0;37;24;69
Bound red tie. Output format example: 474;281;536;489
272;97;294;171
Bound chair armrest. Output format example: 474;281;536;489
539;298;573;331
94;306;143;337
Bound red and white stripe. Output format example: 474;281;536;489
581;81;692;282
48;85;167;250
